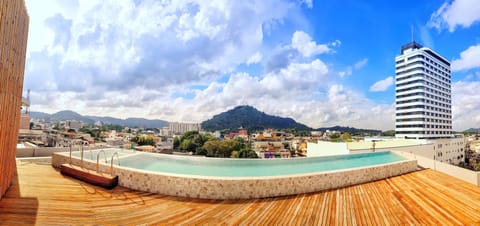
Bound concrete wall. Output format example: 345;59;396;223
0;0;29;199
394;150;480;186
350;137;466;165
52;152;417;200
307;141;349;157
17;146;105;158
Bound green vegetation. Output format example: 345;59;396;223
317;126;381;136
283;128;311;137
204;138;257;158
329;132;352;142
174;132;257;158
474;163;480;171
381;130;395;136
173;131;214;154
131;135;155;146
329;133;340;139
79;124;125;141
340;132;352;141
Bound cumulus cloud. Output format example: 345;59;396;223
338;67;352;78
149;69;394;130
353;58;368;69
369;76;394;92
23;0;397;130
451;44;480;71
301;0;313;8
25;0;298;93
265;30;335;72
291;31;331;57
246;52;263;65
338;58;367;78
452;81;480;130
428;0;480;32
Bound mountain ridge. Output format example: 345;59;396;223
29;110;168;128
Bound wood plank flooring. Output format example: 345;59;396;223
1;159;480;225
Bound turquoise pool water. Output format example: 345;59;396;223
115;151;406;177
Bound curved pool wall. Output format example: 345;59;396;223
52;150;417;199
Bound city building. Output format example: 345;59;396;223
393;41;466;165
0;0;29;199
395;41;453;139
65;120;84;132
168;122;201;135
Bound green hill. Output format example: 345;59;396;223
201;105;311;131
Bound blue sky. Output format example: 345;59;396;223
24;0;480;130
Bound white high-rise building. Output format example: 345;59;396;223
395;41;453;139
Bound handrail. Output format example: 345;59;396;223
69;143;72;164
96;150;107;173
110;152;120;176
80;142;84;168
89;145;94;161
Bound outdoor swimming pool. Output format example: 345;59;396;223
120;151;406;177
53;148;417;199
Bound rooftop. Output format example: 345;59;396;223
2;159;480;224
401;41;423;53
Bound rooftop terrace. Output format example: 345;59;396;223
1;159;480;225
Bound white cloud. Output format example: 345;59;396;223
246;52;263;65
291;31;331;57
25;0;300;93
369;76;394;92
428;0;480;32
23;0;398;131
151;72;395;130
451;44;480;71
338;66;352;78
301;0;313;8
353;58;368;69
452;81;480;130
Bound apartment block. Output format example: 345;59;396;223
395;41;453;139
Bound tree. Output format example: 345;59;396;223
382;130;395;137
474;163;480;171
132;135;155;146
329;133;340;139
231;151;239;158
340;132;352;141
174;131;215;154
173;137;180;149
180;139;196;152
203;138;244;158
238;148;258;158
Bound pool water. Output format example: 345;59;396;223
117;151;406;177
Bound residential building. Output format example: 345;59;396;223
65;120;83;132
395;41;452;139
168;122;201;134
0;0;29;199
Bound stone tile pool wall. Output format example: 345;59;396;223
52;152;417;199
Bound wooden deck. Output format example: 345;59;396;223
1;159;480;225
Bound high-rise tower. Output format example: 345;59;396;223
395;41;453;139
